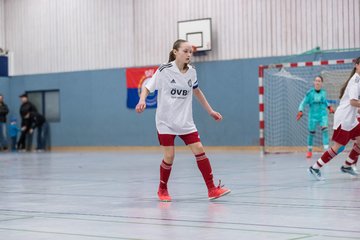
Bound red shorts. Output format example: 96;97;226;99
332;123;360;146
157;131;201;146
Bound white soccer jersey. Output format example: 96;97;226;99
333;73;360;131
145;61;199;135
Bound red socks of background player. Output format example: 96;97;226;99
196;152;216;189
159;160;172;190
344;143;360;166
313;144;360;169
313;147;337;169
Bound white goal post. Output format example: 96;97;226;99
259;58;356;154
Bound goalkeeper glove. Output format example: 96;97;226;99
296;111;303;121
328;106;335;114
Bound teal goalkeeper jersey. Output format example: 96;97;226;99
298;88;330;118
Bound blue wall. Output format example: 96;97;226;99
6;51;360;146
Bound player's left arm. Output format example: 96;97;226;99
193;88;222;121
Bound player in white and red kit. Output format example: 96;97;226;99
309;57;360;180
136;39;231;201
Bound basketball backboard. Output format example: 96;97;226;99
178;18;212;52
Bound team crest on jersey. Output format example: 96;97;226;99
355;76;360;83
188;79;192;87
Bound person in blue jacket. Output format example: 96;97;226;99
297;76;334;158
8;117;19;152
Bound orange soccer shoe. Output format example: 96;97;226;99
306;151;312;158
157;188;172;202
208;180;231;200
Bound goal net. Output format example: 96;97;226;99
259;59;355;154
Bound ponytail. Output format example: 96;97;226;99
339;68;356;99
339;57;360;99
168;50;175;63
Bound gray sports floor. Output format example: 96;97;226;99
0;150;359;240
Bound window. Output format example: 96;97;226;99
27;90;60;122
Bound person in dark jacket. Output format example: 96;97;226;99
19;93;37;118
0;94;9;150
29;111;46;151
17;112;31;151
18;93;37;151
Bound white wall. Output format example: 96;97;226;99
134;0;360;66
4;0;360;75
0;0;5;49
5;0;134;75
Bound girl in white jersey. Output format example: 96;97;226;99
136;39;231;201
309;57;360;180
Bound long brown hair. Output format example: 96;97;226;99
168;39;189;70
339;57;360;99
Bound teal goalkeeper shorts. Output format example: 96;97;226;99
308;115;328;131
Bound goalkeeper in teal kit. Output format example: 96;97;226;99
297;76;334;158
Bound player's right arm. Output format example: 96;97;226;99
135;87;150;113
135;67;160;113
296;91;310;120
298;91;310;112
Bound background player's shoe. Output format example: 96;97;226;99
308;166;324;180
306;151;312;158
340;166;359;176
352;165;359;175
208;180;231;200
158;188;171;202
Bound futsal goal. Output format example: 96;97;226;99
259;58;356;154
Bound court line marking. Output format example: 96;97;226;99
0;215;358;240
0;227;145;240
0;209;359;235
